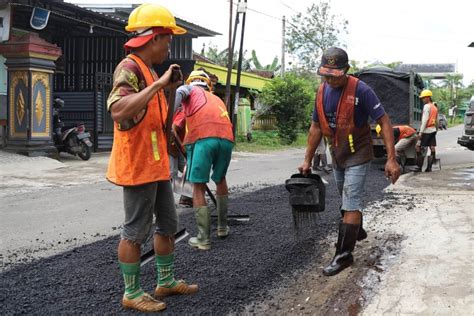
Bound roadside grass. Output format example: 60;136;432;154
234;130;307;152
447;117;464;128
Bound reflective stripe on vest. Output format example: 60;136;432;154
182;87;234;145
106;54;170;186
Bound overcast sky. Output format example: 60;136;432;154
69;0;473;86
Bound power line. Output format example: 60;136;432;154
246;7;280;21
280;1;299;14
230;1;281;21
235;3;313;45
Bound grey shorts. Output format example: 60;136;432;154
121;181;178;243
333;161;371;212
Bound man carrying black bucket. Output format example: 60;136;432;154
298;47;400;276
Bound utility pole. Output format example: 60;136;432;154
232;0;247;137
281;15;285;77
224;0;234;114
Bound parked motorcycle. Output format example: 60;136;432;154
53;97;93;161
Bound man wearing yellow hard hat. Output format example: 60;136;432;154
106;3;197;312
173;69;234;251
415;89;438;172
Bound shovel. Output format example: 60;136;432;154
174;159;249;221
431;157;441;171
172;164;194;198
172;132;249;222
140;228;189;267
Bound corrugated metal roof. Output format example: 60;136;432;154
11;1;220;37
195;61;272;91
71;2;220;37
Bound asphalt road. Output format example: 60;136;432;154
0;124;472;314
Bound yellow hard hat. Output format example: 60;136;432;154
419;89;432;98
186;70;213;91
125;3;186;35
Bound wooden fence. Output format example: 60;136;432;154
252;115;277;131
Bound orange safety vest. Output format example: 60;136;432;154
427;103;438;128
106;54;170;186
316;76;373;168
182;87;234;145
394;125;416;140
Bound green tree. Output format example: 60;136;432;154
201;44;251;71
250;50;280;72
285;0;348;72
384;61;403;70
348;60;365;74
442;74;465;108
259;73;313;144
460;81;474;101
348;60;402;75
428;74;465;114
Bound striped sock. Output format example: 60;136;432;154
155;254;177;288
119;261;144;299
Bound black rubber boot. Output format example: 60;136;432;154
340;209;367;241
323;222;360;276
425;154;435;172
414;153;424;173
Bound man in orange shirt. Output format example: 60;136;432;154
393;124;417;170
415;90;438;172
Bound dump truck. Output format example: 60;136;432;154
353;66;425;157
457;96;474;151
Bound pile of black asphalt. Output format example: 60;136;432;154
0;165;389;315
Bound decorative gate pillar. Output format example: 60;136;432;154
0;31;61;156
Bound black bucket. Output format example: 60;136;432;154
285;173;326;213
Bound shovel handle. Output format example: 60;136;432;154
173;128;216;207
166;87;177;154
205;185;217;206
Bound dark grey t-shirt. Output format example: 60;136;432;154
313;80;385;129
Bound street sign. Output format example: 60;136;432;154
30;7;50;30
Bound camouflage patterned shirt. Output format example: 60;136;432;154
107;57;159;130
